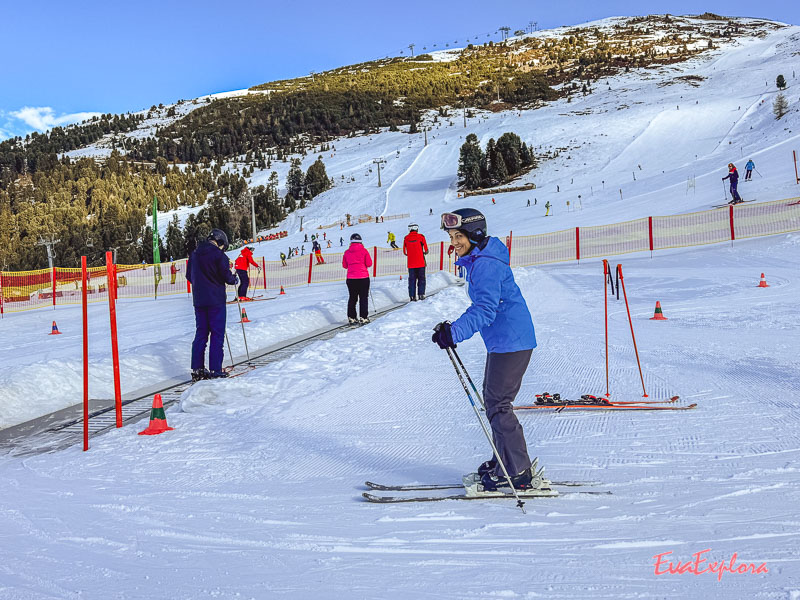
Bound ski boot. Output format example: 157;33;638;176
418;294;425;300
191;368;210;382
207;370;230;379
479;458;546;492
477;458;497;477
348;317;359;325
359;316;370;324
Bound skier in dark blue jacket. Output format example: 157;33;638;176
722;163;742;203
187;229;238;381
431;208;539;492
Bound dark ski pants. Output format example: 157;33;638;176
730;183;741;202
483;349;533;477
191;304;227;372
346;277;370;319
745;169;753;181
408;267;426;299
236;269;249;298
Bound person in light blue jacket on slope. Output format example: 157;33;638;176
432;208;538;492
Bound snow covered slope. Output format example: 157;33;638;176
1;15;800;599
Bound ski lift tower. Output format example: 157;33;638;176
36;235;60;269
373;158;387;187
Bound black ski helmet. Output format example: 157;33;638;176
350;233;362;241
441;208;487;243
207;228;229;251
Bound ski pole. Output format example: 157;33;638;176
722;180;728;201
450;347;486;410
603;259;610;398
225;331;235;370
234;295;252;363
755;168;763;178
616;265;648;397
444;346;526;513
369;284;376;315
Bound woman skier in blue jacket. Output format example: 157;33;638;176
431;208;538;491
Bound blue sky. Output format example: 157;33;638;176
1;0;796;141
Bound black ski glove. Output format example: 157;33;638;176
431;322;456;350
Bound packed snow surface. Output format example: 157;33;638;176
1;16;800;598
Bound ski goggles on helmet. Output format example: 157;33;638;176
441;213;463;230
441;212;483;230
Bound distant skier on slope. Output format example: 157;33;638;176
387;231;399;249
313;239;325;264
234;246;261;301
545;201;551;216
432;208;540;492
186;229;238;381
342;233;373;325
722;163;742;204
403;223;428;301
745;159;755;181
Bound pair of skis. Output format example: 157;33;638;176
515;394;695;412
711;199;756;208
362;479;610;504
227;295;274;304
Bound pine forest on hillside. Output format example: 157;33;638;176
0;13;783;270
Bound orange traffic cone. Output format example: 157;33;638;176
649;301;668;320
279;285;286;295
138;394;174;435
239;307;251;323
757;273;769;288
49;321;62;335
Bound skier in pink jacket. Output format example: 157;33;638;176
342;233;373;324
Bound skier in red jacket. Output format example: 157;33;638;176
234;246;261;300
403;223;428;301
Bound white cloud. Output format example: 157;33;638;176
9;106;102;133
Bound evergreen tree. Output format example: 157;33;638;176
165;214;184;260
286;158;305;199
495;132;523;175
458;133;484;189
305;157;331;198
776;74;787;90
773;93;789;119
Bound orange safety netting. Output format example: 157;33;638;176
2;198;798;315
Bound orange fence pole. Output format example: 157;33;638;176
617;264;648;397
307;253;313;284
52;266;57;308
82;256;89;451
106;252;123;427
262;257;267;290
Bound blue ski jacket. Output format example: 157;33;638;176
187;241;238;307
745;160;755;171
450;236;537;353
